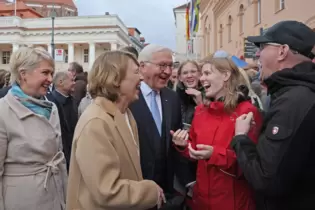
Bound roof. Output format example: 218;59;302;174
173;2;189;22
173;2;189;10
24;0;77;8
128;27;141;35
0;0;43;17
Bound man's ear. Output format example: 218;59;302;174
278;45;289;61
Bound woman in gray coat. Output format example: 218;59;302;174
0;47;67;210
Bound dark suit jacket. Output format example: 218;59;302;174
46;90;78;171
0;86;11;98
129;87;182;193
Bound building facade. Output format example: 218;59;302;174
0;0;145;72
199;0;315;58
1;0;77;17
0;15;133;71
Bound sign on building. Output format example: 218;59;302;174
244;38;258;59
54;49;64;62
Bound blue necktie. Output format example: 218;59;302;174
150;90;161;135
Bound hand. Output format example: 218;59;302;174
185;88;203;105
157;186;166;209
188;143;213;160
235;112;254;136
170;129;189;147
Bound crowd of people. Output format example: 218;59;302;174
0;20;314;210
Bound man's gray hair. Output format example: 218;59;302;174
138;44;172;62
53;71;70;86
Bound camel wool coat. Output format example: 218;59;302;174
66;97;159;210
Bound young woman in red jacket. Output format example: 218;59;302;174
171;57;262;210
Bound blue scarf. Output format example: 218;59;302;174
10;83;53;120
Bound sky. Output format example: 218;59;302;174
75;0;188;50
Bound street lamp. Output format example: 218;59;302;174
51;2;56;59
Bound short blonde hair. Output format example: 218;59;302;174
203;57;248;112
10;46;54;84
88;50;139;102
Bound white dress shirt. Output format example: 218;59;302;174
140;81;163;120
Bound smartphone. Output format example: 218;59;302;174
183;123;191;131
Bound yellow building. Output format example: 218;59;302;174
199;0;315;58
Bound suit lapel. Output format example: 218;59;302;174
161;88;172;152
114;110;142;179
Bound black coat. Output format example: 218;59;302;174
0;86;11;98
231;62;315;210
46;90;78;171
176;82;205;125
129;87;185;209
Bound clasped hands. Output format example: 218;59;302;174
170;129;213;160
157;186;166;209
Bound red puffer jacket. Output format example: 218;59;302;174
179;100;262;210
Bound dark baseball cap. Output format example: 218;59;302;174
247;20;315;59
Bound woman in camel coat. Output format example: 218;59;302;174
66;51;163;210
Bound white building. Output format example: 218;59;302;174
173;3;202;62
0;15;133;71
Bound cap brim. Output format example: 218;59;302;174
247;35;271;47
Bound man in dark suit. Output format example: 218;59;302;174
46;71;78;171
129;44;185;209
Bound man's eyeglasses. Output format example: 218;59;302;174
145;61;174;71
259;43;299;54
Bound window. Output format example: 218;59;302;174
219;24;223;48
257;0;261;24
83;49;89;63
280;0;285;10
64;49;68;63
239;4;244;34
2;51;11;64
228;16;232;42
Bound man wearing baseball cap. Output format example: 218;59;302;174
230;20;315;210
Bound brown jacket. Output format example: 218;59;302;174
66;97;159;210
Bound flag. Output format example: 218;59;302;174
193;0;200;32
189;0;195;37
185;3;190;41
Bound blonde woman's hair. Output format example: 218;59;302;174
238;67;264;110
9;46;55;84
204;57;248;112
88;50;139;102
199;53;214;64
177;60;201;76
